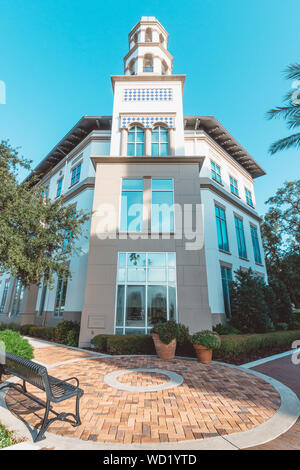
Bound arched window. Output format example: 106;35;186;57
152;126;168;156
127;126;144;156
161;60;168;75
143;54;153;72
128;59;136;75
145;28;152;42
159;34;165;46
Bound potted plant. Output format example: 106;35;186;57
151;321;189;360
191;330;221;364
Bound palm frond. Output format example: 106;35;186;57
267;104;300;121
284;63;300;80
269;132;300;155
287;113;300;129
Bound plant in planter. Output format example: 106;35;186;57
151;321;189;360
191;330;221;364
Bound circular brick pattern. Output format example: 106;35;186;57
5;356;281;445
103;368;184;392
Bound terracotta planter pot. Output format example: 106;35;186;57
152;333;177;360
193;344;213;364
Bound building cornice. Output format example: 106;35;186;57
200;177;262;222
111;74;186;92
61;177;95;203
91;155;205;169
123;42;173;64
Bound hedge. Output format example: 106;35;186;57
0;330;33;360
107;335;155;355
28;326;55;341
18;321;80;347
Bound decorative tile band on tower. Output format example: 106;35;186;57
121;116;174;128
123;88;173;102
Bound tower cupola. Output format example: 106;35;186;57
124;17;173;76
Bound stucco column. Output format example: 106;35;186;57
120;128;128;156
145;128;152;156
169;128;175;156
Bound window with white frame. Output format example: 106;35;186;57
11;279;25;316
245;187;254;207
127;126;144;156
71;163;81;186
229;176;239;196
221;266;233;319
250;225;262;264
210;161;222;184
54;277;68;317
120;179;143;232
115;252;177;335
151;125;168;156
0;279;9;314
151;179;174;233
57;178;63;197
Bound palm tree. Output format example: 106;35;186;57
267;63;300;154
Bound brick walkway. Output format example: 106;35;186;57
3;343;281;445
246;355;300;450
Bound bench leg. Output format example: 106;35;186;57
75;394;81;426
34;399;51;442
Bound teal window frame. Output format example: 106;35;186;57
0;280;9;314
250;225;262;264
211;161;222;184
57;178;63;197
71;163;82;186
54;277;68;317
215;205;229;252
151;179;174;233
234;216;247;259
221;266;233;319
230;176;239;196
127;126;144;156
245;188;254;207
151;125;168;156
120;178;143;233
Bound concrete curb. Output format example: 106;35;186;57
0;359;299;450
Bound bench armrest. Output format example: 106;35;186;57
52;376;80;388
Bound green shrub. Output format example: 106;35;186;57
151;320;189;345
28;326;55;341
230;269;273;333
191;330;221;350
213;323;241;335
107;335;155;355
5;323;21;332
92;334;111;353
0;423;16;449
54;321;80;345
66;329;79;347
213;330;300;362
20;324;35;336
0;330;33;360
269;279;294;326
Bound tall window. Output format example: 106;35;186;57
63;206;76;251
221;266;232;319
0;280;9;314
234;216;247;258
143;54;153;72
71;163;81;186
230;176;239;196
245;188;254;207
127;126;144;156
54;277;68;317
120;179;143;232
211;161;222;184
145;28;152;43
115;252;177;334
57;178;63;197
215;205;229;252
151;179;174;233
38;282;47;317
11;280;25;316
152;126;168;156
250;225;262;264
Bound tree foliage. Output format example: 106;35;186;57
0;140;90;288
267;63;300;155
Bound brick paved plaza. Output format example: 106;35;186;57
3;343;281;445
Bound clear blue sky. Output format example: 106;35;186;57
1;0;299;215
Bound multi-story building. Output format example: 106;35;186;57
0;17;267;347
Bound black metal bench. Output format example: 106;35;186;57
0;352;84;442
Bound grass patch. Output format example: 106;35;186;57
0;423;17;449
